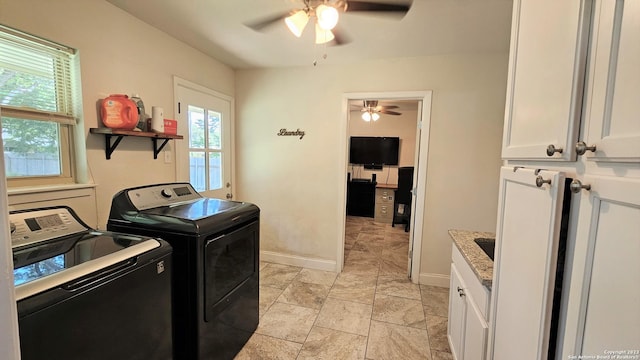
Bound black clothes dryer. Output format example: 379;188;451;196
11;206;173;360
108;183;260;360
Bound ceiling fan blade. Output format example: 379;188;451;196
345;1;412;15
379;110;402;115
244;12;290;31
379;105;399;110
330;25;352;46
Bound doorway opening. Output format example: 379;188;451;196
338;91;432;283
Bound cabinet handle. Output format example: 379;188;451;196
536;175;552;188
569;179;591;193
457;286;465;297
575;141;597;156
546;144;563;157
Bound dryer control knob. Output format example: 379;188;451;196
160;189;173;198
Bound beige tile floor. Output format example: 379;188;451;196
235;216;452;360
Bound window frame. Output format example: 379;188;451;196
0;25;82;188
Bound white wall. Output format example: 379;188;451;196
348;109;417;184
235;53;507;279
0;0;235;228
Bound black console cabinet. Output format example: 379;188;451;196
346;180;376;217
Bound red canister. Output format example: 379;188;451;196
100;94;139;130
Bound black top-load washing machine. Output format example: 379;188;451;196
11;206;173;360
107;182;260;360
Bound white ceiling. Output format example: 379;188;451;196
107;0;513;69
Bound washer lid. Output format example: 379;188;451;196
13;231;159;293
144;197;244;220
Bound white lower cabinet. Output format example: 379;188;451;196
560;175;640;358
464;300;489;360
489;167;566;359
448;263;466;360
448;246;489;360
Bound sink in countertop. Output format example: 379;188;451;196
474;237;495;261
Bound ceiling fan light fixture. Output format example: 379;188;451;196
315;23;335;44
316;4;339;30
361;111;380;122
285;10;309;37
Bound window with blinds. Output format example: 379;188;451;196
0;25;81;187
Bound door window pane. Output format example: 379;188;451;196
208;152;222;190
189;151;205;192
188;106;205;149
207;111;221;150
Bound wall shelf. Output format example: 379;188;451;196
89;128;183;160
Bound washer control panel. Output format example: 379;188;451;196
126;183;203;210
10;208;89;248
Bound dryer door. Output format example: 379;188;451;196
203;220;258;321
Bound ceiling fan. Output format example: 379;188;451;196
354;100;401;121
245;0;412;45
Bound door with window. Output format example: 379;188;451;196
175;79;233;199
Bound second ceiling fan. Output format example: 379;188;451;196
245;0;412;45
356;100;401;121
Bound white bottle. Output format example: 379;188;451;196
130;94;147;131
151;106;165;133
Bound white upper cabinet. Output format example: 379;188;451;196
581;0;640;162
502;0;592;161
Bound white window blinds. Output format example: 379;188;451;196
0;24;77;124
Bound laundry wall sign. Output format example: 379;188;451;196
277;128;305;140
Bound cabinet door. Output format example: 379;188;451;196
501;0;591;161
464;300;488;360
582;0;640;162
489;167;566;359
448;263;467;360
560;176;640;358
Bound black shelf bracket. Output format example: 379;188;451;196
104;134;125;160
152;138;171;159
90;128;182;160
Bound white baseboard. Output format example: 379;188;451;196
261;251;337;272
419;272;450;288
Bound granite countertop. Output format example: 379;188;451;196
448;229;495;289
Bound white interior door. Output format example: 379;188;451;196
174;78;233;199
489;167;567;359
407;100;423;277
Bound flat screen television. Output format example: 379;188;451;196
349;136;400;166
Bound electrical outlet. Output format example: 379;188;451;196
164;151;172;163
